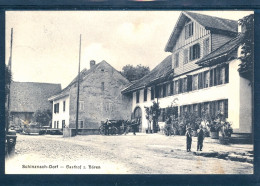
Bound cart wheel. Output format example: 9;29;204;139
99;125;105;135
110;126;118;135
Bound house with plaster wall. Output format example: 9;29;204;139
122;11;252;137
48;60;132;134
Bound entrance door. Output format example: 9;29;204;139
133;107;142;132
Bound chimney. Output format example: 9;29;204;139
90;60;96;69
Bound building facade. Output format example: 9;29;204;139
122;11;252;134
48;60;132;134
10;82;61;127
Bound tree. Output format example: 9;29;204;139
5;65;12;102
121;64;150;82
5;65;12;132
145;101;161;133
33;109;52;127
238;14;254;84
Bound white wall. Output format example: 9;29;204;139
132;59;252;134
52;96;70;129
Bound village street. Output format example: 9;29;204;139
6;133;253;174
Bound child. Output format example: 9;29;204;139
186;127;192;152
197;125;204;151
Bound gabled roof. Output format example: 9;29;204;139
165;11;238;52
196;33;244;67
49;60;130;100
10;82;61;113
122;55;172;94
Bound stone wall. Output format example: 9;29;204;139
69;61;132;129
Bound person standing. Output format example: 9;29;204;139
197;125;204;151
186;127;192;152
105;119;111;135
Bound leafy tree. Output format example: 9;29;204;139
145;101;161;132
238;14;254;83
121;64;150;82
33;109;52;127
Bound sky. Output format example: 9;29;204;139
5;10;253;89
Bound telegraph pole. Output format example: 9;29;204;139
75;34;81;136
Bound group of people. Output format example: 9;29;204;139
186;125;204;152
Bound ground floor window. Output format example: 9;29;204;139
180;99;228;118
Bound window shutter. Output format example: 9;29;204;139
198;73;203;89
198;103;201;117
180;106;183;117
225;64;229;83
57;103;59;113
224;99;228;118
210;69;213;87
214;68;217;86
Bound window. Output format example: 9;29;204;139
54;121;56;128
80;121;84;128
174;52;179;68
101;82;105;91
144;88;147;102
198;73;204;89
54;103;59;113
220;67;225;85
63;101;66;112
185;22;193;39
183;49;189;64
204;71;210;88
57;121;59;128
170;82;174;95
163;84;167;97
187;75;192;91
136;91;140;103
189;43;200;61
203;38;210;56
155;86;159;98
174;80;179;94
62;120;65;128
151;87;155;100
192;74;198;90
79;101;84;111
183;78;187;92
178;79;183;93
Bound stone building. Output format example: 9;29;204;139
122;11;252;136
48;60;132;134
9;82;61;127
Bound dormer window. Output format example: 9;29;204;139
185;22;193;39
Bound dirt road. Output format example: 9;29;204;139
5;133;253;174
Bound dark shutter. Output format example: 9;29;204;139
180;106;183;117
198;103;201;117
151;87;154;100
224;99;228;118
179;79;182;93
225;64;229;83
155;86;159;98
187;75;192;91
210;69;214;87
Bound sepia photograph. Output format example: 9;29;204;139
5;10;254;174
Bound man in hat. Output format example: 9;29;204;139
186;127;192;152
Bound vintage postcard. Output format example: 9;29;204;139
5;10;254;174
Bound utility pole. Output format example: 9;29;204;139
75;34;81;136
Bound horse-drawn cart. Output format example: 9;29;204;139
99;120;139;135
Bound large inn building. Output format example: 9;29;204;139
122;11;252;135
